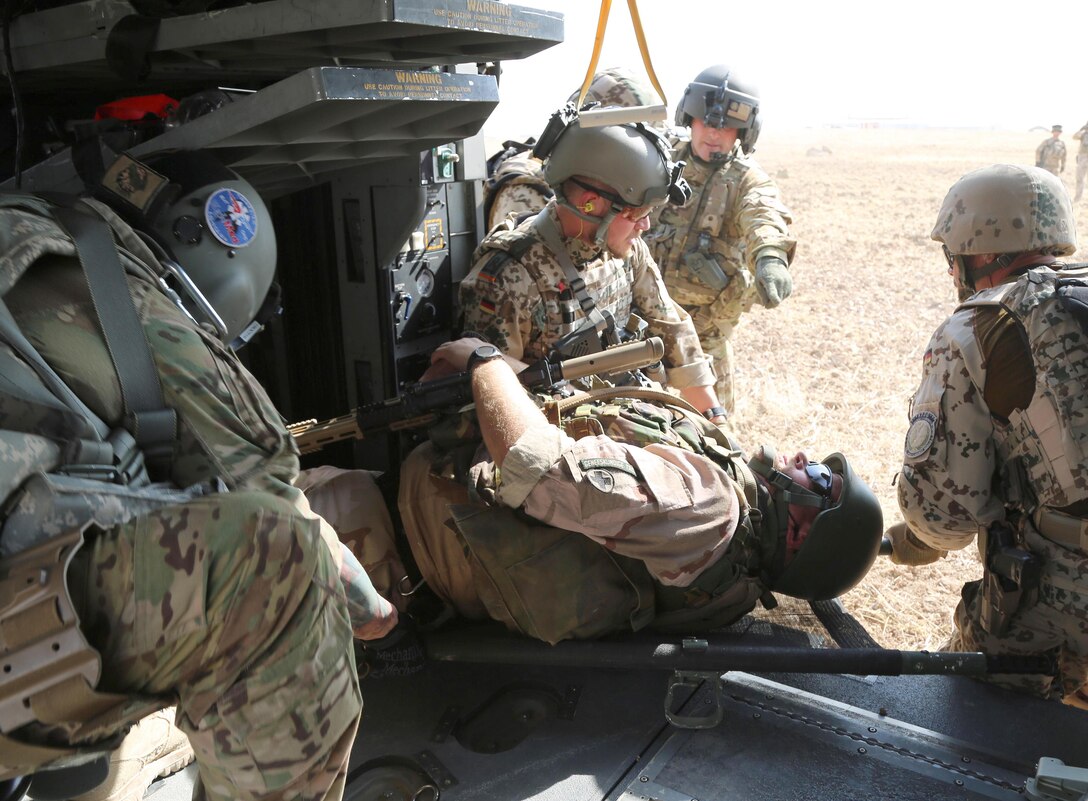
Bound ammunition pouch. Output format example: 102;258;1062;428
0;528;159;780
978;521;1044;637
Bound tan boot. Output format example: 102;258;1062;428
71;707;195;801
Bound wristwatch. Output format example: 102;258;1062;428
703;405;727;421
466;343;503;373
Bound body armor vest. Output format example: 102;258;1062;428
473;219;638;363
446;394;769;644
959;268;1088;511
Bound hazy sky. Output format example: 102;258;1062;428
483;0;1088;140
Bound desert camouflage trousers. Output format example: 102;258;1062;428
67;491;362;801
303;450;489;620
297;465;411;615
1076;153;1088;201
944;525;1088;704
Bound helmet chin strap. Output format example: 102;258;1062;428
747;445;830;550
554;187;622;250
954;250;1059;294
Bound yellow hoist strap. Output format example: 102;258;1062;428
575;0;668;109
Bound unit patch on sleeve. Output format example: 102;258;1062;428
904;410;938;459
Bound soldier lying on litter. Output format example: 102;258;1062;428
301;336;884;652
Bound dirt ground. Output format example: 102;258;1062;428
728;127;1088;650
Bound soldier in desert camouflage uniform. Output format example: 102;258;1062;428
1035;124;1067;176
648;66;795;416
889;164;1088;707
483;67;659;232
462;108;729;423
0;152;395;800
1072;121;1088;201
336;336;882;645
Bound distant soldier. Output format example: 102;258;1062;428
889;164;1088;708
1035;124;1066;176
482;67;658;232
1073;121;1088;200
647;66;796;417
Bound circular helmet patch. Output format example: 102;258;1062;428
904;410;938;459
205;187;258;247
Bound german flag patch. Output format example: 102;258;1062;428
479;299;497;315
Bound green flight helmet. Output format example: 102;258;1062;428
675;65;762;154
931;164;1076;292
537;109;690;248
750;451;883;601
542;116;687;207
97;150;277;347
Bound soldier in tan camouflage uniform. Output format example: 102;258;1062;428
1035;125;1067;176
483;67;660;232
648;66;795;416
0;152;395;800
463;108;729;423
337;336;882;645
889;164;1088;708
1073;121;1088;201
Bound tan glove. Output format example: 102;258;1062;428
885;522;947;566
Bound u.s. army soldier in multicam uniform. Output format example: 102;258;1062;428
0;152;395;801
647;66;795;417
462;105;730;423
483;67;662;233
326;335;883;645
888;164;1088;709
1035;124;1067;177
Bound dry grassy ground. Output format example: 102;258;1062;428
729;127;1088;649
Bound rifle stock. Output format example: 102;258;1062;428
290;337;666;454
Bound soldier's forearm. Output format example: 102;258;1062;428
472;357;551;467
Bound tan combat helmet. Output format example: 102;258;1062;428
567;66;657;110
931;164;1077;290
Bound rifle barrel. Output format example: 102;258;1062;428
557;337;665;382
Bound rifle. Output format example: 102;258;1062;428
289;337;666;454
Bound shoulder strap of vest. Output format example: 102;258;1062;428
531;211;611;336
45;198;177;471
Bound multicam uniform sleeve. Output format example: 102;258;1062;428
627;238;716;388
458;249;535;361
733;158;796;269
897;311;1004;551
496;425;741;586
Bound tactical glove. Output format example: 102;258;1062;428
885;522;947;566
755;255;792;308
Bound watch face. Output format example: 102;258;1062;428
469;344;502;370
